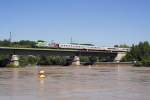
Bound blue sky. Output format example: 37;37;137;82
0;0;149;46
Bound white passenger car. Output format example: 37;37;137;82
59;43;99;50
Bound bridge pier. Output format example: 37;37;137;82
72;56;80;66
114;52;126;62
10;55;19;66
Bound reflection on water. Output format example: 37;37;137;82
0;65;150;100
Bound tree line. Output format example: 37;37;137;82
122;41;150;66
0;39;36;48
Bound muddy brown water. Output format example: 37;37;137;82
0;65;150;100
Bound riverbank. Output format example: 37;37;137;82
81;62;133;67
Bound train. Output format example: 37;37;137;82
35;41;130;52
36;41;108;51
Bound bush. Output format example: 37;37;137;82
37;56;67;65
80;56;90;62
6;64;18;68
141;57;150;67
19;56;29;66
134;61;142;67
28;56;39;65
0;55;9;67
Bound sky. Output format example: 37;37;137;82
0;0;149;46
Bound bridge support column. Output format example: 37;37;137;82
72;56;80;66
10;55;19;66
114;52;126;62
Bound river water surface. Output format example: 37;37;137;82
0;65;150;100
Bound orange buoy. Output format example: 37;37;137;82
39;74;46;78
39;70;46;78
39;70;45;74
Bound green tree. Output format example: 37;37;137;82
123;41;150;66
28;56;39;65
0;39;10;47
80;56;90;62
119;44;130;48
19;56;29;66
89;56;97;64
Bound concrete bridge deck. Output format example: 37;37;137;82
0;47;117;56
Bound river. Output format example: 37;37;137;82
0;65;150;100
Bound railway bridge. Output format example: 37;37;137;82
0;47;127;66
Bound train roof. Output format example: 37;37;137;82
70;43;95;46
